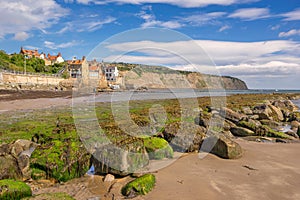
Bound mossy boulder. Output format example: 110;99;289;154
202;134;243;159
30;168;46;180
255;125;294;139
163;122;206;152
30;139;90;182
0;179;32;200
122;174;155;197
238;120;258;131
0;155;22;180
143;137;173;160
91;137;149;176
22;192;75;200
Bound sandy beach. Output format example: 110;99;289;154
144;139;300;200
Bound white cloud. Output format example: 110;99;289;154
219;25;231;32
13;32;30;41
73;0;259;8
281;8;300;21
44;40;80;50
271;25;280;30
181;12;226;26
279;29;300;38
138;10;183;29
228;8;270;20
0;0;68;39
81;17;116;32
102;39;300;88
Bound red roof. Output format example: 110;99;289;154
20;47;40;57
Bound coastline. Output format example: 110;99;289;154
1;89;300;113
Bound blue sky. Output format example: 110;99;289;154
0;0;300;89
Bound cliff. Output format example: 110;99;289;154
116;66;248;90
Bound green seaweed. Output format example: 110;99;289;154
0;179;32;200
122;174;156;196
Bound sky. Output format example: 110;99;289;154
0;0;300;89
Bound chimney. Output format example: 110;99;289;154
58;52;61;57
82;56;86;61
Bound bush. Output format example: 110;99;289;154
0;179;32;200
122;174;155;196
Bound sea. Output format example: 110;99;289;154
89;89;300;103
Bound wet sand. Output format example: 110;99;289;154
145;139;300;200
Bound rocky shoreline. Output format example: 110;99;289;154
1;93;300;199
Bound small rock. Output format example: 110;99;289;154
104;174;115;182
275;138;287;143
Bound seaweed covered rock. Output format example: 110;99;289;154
230;127;255;137
122;174;155;197
91;137;149;176
30;139;90;182
22;192;75;200
0;140;38;180
0;155;22;180
202;134;243;159
219;107;247;123
0;179;32;199
143;137;173;160
162;122;206;152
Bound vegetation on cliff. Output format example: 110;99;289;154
0;50;65;74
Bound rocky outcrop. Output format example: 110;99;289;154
120;66;248;90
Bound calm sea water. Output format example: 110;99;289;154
90;89;300;103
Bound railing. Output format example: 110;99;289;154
0;69;63;78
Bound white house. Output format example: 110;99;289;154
104;65;119;82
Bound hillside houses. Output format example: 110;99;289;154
19;47;119;89
20;47;64;66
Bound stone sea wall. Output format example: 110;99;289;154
0;72;65;90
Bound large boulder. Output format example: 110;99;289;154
268;104;284;121
30;139;90;182
272;100;298;112
230;127;255;137
219;107;246;123
91;138;149;176
253;103;273;120
143;137;173;160
253;102;285;122
0;140;38;180
10;140;38;180
162;122;206;152
0;155;22;180
255;125;295;140
201;134;243;159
